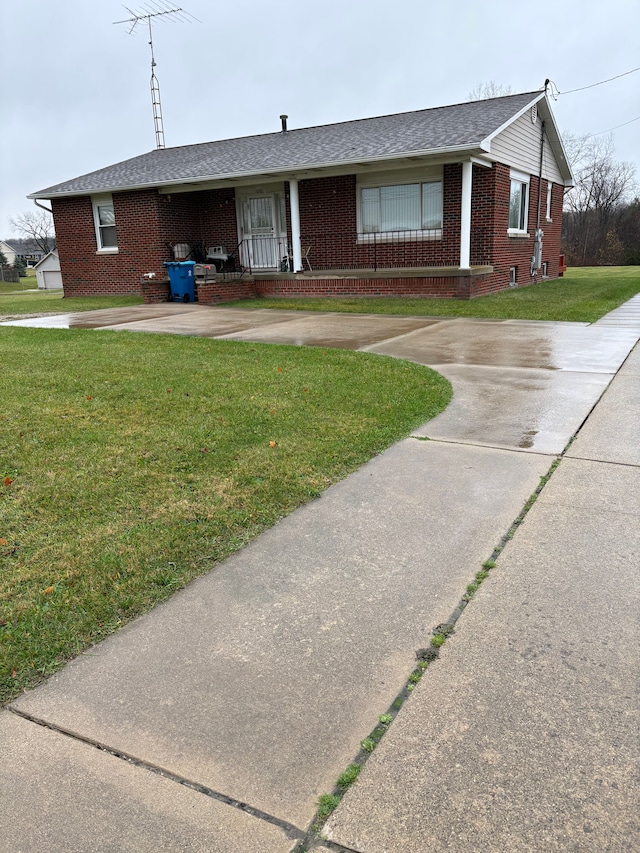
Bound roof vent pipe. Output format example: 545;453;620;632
280;114;288;132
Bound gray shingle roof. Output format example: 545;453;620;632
30;92;542;198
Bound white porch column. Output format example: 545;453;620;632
288;178;302;272
460;160;473;269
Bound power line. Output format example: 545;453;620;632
591;115;640;136
559;66;640;95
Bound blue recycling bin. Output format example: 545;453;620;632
164;261;195;302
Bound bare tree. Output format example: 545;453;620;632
468;81;513;100
8;209;55;255
562;133;637;265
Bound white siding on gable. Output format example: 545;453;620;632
490;111;563;184
0;241;18;265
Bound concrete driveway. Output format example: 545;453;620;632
3;302;639;454
2;298;639;851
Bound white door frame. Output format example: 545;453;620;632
237;187;288;270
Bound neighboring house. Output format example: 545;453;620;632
0;240;46;267
28;91;573;301
34;250;62;290
0;240;18;266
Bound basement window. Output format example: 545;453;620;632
92;194;118;252
509;265;518;285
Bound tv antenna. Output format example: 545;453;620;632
113;2;200;149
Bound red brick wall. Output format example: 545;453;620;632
470;163;564;294
52;190;169;296
253;275;477;299
297;171;461;269
52;164;564;299
53;188;242;296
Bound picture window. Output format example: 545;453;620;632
360;180;442;234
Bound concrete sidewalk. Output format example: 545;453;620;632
1;299;639;851
326;342;640;852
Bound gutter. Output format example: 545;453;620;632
27;143;492;201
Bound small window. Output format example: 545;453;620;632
542;261;548;277
546;182;553;221
92;194;118;251
509;265;518;285
508;170;529;233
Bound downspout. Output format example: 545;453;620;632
33;199;53;214
33;198;56;253
531;120;545;278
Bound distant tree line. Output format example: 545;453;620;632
561;134;638;266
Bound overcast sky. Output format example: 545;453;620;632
1;0;639;239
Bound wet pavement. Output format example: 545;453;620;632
2;303;638;454
2;297;639;851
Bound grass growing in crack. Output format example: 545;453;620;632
337;764;361;789
360;737;377;753
311;453;568;840
316;794;342;820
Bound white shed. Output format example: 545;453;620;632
34;250;62;290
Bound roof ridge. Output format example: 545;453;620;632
160;91;544;153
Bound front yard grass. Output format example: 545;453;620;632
0;292;143;315
228;266;640;323
0;327;451;705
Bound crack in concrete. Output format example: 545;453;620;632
7;705;306;843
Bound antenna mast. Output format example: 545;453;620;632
113;3;200;149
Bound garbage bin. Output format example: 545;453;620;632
164;261;196;302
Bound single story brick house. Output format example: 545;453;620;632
29;90;573;302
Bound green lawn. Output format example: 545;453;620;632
0;268;38;294
0;291;144;315
227;267;640;323
0;328;451;704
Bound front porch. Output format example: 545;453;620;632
143;263;496;305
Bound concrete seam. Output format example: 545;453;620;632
307;346;635;839
7;705;306;842
410;435;557;456
302;453;565;844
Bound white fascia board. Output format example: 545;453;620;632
535;98;575;186
28;143;490;200
482;92;545;146
481;92;574;186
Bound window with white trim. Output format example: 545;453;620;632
92;194;118;251
359;180;443;235
508;170;530;234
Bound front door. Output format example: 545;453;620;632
240;195;287;270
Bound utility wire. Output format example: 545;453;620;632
591;115;640;136
559;66;640;95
